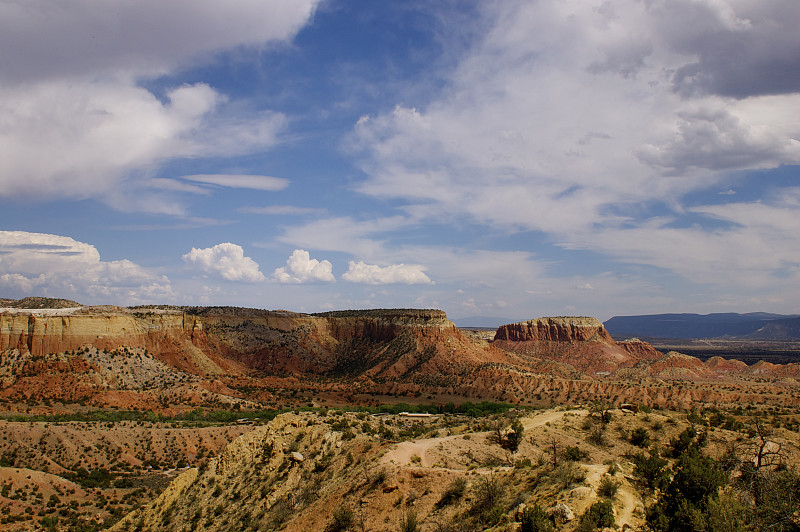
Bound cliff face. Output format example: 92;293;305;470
0;307;504;385
2;306;799;412
494;316;612;343
492;316;652;375
0;308;200;357
320;309;454;342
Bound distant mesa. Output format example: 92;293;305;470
494;316;611;343
0;296;83;309
492;316;662;375
1;300;799;412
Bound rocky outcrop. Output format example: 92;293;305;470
319;309;454;342
638;351;716;380
0;306;244;378
494;317;611;343
492;317;655;375
1;307;195;356
0;306;513;403
705;356;748;372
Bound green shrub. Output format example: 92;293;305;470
597;476;620;498
668;426;706;458
326;504;354;532
563;445;585;462
629;427;650;448
587;426;607;447
481;505;505;526
551;461;586;489
437;477;467;507
646;449;726;532
519;504;554;532
632;449;669;491
470;475;505;523
576;500;614;531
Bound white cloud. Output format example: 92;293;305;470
0;231;174;304
568;190;800;294
275;216;413;258
636;97;800;172
342;261;432;285
273;250;335;284
0;81;291;206
0;0;320;84
0;0;319;209
274;216;549;288
351;0;800;298
0;82;213;200
182;243;266;282
181;174;290;191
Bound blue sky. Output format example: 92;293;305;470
1;0;799;322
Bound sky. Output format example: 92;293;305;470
1;0;799;323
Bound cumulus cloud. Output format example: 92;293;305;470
0;0;319;208
342;261;432;285
273;250;335;283
636;98;800;172
0;231;174;303
0;77;291;205
656;0;800;98
182;243;266;282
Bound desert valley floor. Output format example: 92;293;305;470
0;300;798;530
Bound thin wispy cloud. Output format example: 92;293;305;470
182;174;290;191
239;205;325;216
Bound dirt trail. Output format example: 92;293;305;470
382;408;577;467
380;408;644;527
614;482;640;526
569;463;639;528
522;408;582;430
380;434;462;467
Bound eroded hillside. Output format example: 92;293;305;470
0;420;252;530
2;305;800;413
111;407;800;532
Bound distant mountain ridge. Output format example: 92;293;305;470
604;312;800;340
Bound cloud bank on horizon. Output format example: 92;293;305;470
1;0;799;321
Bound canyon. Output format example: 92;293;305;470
1;304;798;413
1;300;799;530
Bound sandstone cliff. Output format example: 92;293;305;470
0;307;520;408
1;306;798;412
492;317;659;375
494;316;612;343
